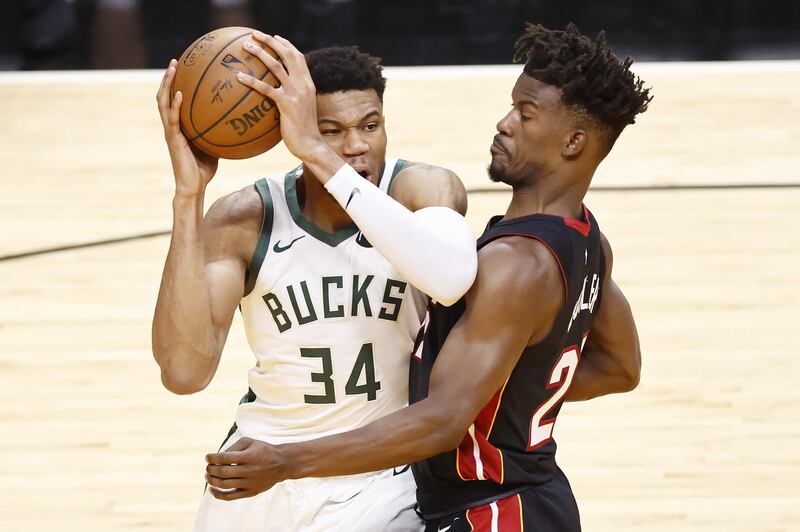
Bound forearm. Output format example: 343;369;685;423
151;194;219;393
279;400;461;479
323;164;477;305
566;348;640;401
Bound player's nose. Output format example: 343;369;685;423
342;129;369;156
496;109;514;136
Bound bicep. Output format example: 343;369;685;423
204;258;245;345
202;196;256;346
426;302;530;425
425;241;561;428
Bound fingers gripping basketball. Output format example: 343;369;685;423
172;26;283;160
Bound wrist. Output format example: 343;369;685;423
172;190;204;209
300;143;345;185
274;443;301;481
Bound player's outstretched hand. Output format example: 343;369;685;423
236;32;326;164
205;437;287;501
156;59;219;198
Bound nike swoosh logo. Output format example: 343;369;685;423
273;235;305;253
356;232;372;248
392;464;410;476
345;187;361;209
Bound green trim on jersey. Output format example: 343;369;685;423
218;388;257;451
284;170;359;247
243;178;275;297
387;158;409;196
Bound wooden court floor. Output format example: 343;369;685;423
0;62;798;530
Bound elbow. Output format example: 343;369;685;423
152;334;217;395
625;366;641;392
620;352;642;392
432;250;478;307
160;369;209;395
153;346;212;395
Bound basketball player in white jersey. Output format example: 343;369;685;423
152;35;477;531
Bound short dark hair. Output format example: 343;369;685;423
514;23;652;148
305;46;386;101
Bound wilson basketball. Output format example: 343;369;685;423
172;27;282;159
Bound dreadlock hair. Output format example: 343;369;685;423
514;23;652;151
305;46;386;101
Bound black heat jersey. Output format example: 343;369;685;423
409;205;606;519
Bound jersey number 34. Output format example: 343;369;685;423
301;343;381;404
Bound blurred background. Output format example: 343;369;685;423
1;0;799;71
1;1;799;531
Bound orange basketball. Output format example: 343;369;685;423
172;27;282;160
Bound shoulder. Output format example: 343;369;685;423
206;183;264;227
462;236;565;343
478;237;564;297
470;237;564;314
204;183;265;263
389;161;467;214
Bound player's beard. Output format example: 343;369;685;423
487;161;506;183
488;159;544;189
488;153;516;184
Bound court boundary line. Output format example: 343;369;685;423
1;182;798;263
0;60;798;84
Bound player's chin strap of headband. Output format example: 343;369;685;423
325;163;477;306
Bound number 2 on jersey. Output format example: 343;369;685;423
302;343;381;404
528;346;580;450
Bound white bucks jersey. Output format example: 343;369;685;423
236;159;428;443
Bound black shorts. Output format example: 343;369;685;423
423;467;580;532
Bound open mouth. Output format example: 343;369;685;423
354;168;373;182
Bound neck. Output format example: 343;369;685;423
298;171;354;232
503;173;588;221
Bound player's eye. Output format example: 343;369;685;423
321;129;341;136
364;122;379;131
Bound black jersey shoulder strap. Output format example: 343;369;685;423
476;207;595;298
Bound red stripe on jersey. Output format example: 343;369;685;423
465;494;523;531
456;379;509;483
465;503;491;530
456;441;476;481
562;204;591;237
499;494;524;532
478;378;509;438
456;424;503;482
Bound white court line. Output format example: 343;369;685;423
0;60;798;84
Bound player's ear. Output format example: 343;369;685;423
562;129;587;159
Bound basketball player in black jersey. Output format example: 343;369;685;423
205;23;650;531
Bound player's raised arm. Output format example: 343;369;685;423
151;61;258;395
565;233;641;400
236;32;478;305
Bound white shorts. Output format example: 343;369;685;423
194;432;424;532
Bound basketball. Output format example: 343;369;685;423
172;26;282;160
